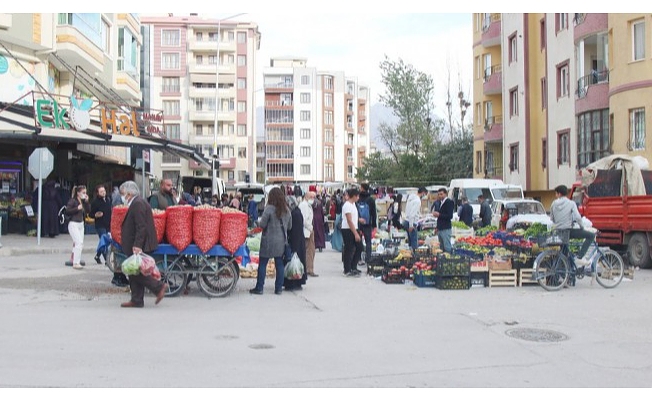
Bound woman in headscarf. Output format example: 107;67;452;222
283;195;307;291
312;194;326;253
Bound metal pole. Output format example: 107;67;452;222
212;19;221;196
37;159;42;246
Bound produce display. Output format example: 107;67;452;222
110;205;128;245
475;225;498;237
524;223;548;239
435;276;470;290
152;209;166;243
192;205;222;253
165;205;194;252
437;254;471;277
452;221;471;230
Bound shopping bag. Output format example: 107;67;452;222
284;252;304;280
121;253;142;276
121;253;161;280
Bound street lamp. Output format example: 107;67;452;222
213;13;247;196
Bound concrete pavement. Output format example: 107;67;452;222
0;232;99;257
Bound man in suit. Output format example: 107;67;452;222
119;180;167;308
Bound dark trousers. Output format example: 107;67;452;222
255;256;285;292
128;272;165;307
361;225;372;262
568;228;596;258
342;229;363;273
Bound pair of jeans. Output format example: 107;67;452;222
255;256;285;292
403;222;418;250
438;229;452;253
68;221;85;264
342;229;363;273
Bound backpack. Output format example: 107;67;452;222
357;200;371;226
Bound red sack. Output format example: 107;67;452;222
219;209;248;254
165;205;194;252
110;205;129;245
192;206;222;254
152;210;167;244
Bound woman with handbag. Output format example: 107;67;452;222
65;185;91;270
283;196;307;291
250;187;292;295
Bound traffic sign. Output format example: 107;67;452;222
28;148;54;180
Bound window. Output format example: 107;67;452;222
540;18;546;49
165;124;180;140
300;128;311;139
324;146;334;160
195;125;203;136
237;32;246;43
555;13;568;32
324;76;333;90
162;77;180;93
162;29;180;46
208;55;217;65
208;31;217;41
118;27;139;74
162;53;180;70
300;165;311;175
475;56;481;80
238;101;246;113
325;164;334;179
101;19;110;53
324;93;333;107
300;147;311;157
476;103;482;126
324;111;333;125
578;109;610;167
238;124;246;136
163;100;180;117
508;34;517;64
237;78;246;89
228;31;235;42
542;138;548;168
238;147;247;159
475;151;482;174
630;108;646;150
300;111;311;122
509;144;519;172
483;53;492;81
300;93;311;104
557;130;570;165
557;62;569;98
486;152;495;175
324;128;334;142
237;55;246;66
228;171;234;181
226;54;235;65
633;20;645;61
162;154;180;164
301;75;311;85
541;77;547;109
196;32;203;41
485;101;493;125
509;88;518;117
228;124;235;135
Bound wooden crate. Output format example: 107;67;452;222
518;268;537;286
624;267;635;280
489;269;517;287
487;256;512;271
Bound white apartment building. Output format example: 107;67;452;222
261;57;371;184
140;14;260;185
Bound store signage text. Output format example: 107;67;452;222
100;109;140;136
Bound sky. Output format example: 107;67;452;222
230;12;473;117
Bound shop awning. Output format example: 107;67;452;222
0;102;210;169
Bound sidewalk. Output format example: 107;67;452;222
0;233;99;257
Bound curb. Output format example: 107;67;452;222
0;247;97;257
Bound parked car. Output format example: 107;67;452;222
490;199;552;230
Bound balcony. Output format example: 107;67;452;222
483;115;503;143
573;13;608;41
189;86;235;98
264;82;294;92
115;71;141;101
483;64;502;96
189;109;235;122
217;157;236;169
56;25;104;74
481;13;501;47
188;63;235;75
484;165;504;180
188;38;236;52
265;100;293;108
265;118;294;126
575;70;609;114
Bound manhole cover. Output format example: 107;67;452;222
215;335;239;340
249;343;275;350
505;328;569;342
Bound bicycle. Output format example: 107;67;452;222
532;229;625;291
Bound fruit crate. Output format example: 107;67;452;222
489;269;517;287
435;275;470;290
381;271;405;284
518;268;537;286
384;259;405;269
436;255;471;277
413;272;436;288
470;271;489;287
367;265;384;277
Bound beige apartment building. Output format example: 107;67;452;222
140;14;261;185
472;13;650;207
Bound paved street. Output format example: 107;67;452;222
0;234;651;388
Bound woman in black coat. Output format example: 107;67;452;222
284;196;307;291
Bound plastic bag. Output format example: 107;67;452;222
284;252;304;280
121;253;161;280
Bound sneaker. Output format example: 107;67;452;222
351;269;362;275
72;264;83;270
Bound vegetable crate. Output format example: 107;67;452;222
435;276;470;290
367;265;384;277
518;268;537;286
489;270;517;287
413;272;436;288
487;256;512;271
470;263;489;287
436;255;471;277
382;270;405;284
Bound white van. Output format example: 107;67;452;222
448;179;523;216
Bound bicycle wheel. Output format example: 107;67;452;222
595;249;624;289
197;257;239;298
161;256;187;297
533;249;570;291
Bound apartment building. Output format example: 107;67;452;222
261;57;370;184
140;14;260;185
0;13;144;191
472;13;647;207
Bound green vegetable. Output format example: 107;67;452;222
452;221;470;229
524;223;548;238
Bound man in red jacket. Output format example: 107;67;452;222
119;180;167;308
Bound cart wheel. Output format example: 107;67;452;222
162;257;187;297
197;257;239;298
